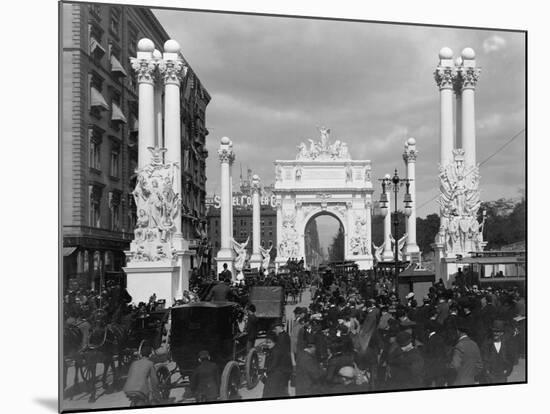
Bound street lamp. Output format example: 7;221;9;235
379;168;413;298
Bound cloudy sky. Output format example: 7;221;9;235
153;9;526;218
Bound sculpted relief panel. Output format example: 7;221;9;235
129;147;181;262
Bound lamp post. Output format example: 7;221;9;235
379;169;412;298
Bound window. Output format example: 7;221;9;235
88;23;105;60
88;4;102;21
89;184;103;228
109;191;121;231
110;92;126;128
89;72;108;117
109;141;120;178
109;43;127;78
88;126;103;171
128;23;138;56
109;8;121;38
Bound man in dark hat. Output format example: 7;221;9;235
387;331;424;390
262;332;293;398
219;262;232;281
245;304;258;352
272;320;291;356
205;277;232;302
422;320;449;387
480;320;514;384
295;341;325;396
449;321;482;386
189;350;219;402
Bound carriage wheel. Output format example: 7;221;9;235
79;360;95;384
156;365;172;401
245;348;260;389
220;361;241;400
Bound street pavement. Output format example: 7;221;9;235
61;289;525;411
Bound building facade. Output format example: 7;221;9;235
62;3;210;290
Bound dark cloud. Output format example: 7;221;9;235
153;9;525;217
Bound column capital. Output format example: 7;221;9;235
218;148;234;163
403;148;418;163
434;66;457;90
131;57;157;84
457;66;481;90
158;58;187;86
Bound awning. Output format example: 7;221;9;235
90;86;109;110
63;247;77;257
111;102;127;123
110;54;128;77
90;37;106;58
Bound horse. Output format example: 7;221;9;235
63;321;86;397
80;309;131;402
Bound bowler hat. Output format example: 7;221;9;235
396;331;412;347
271;319;284;330
198;350;210;360
492;320;506;332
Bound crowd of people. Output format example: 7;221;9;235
64;264;526;404
258;269;526;397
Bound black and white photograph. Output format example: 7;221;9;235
58;0;529;412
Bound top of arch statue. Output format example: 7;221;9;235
296;127;351;161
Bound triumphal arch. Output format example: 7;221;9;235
273;128;374;270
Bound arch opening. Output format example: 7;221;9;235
304;212;345;269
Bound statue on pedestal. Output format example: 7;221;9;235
259;243;273;275
232;237;249;278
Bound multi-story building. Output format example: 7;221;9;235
206;172;278;266
62;2;210;290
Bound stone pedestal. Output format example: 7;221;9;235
124;249;193;305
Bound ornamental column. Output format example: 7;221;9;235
159;39;187;246
458;48;481;169
249;174;262;269
365;198;373;256
131;38;156;168
382;174;393;261
229;140;235;238
153;49;164;149
434;47;456;169
403;138;420;261
216;137;235;276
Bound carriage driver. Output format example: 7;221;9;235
123;341;160;406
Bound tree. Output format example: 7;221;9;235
416;213;440;254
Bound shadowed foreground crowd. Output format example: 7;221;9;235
260;274;526;398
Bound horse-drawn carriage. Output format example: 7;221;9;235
170;301;261;400
249;286;285;336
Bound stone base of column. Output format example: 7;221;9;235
403;243;422;264
123;259;181;307
347;254;373;270
249;253;262;270
382;249;394;262
431;242;447;285
215;248;235;279
173;249;194;296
